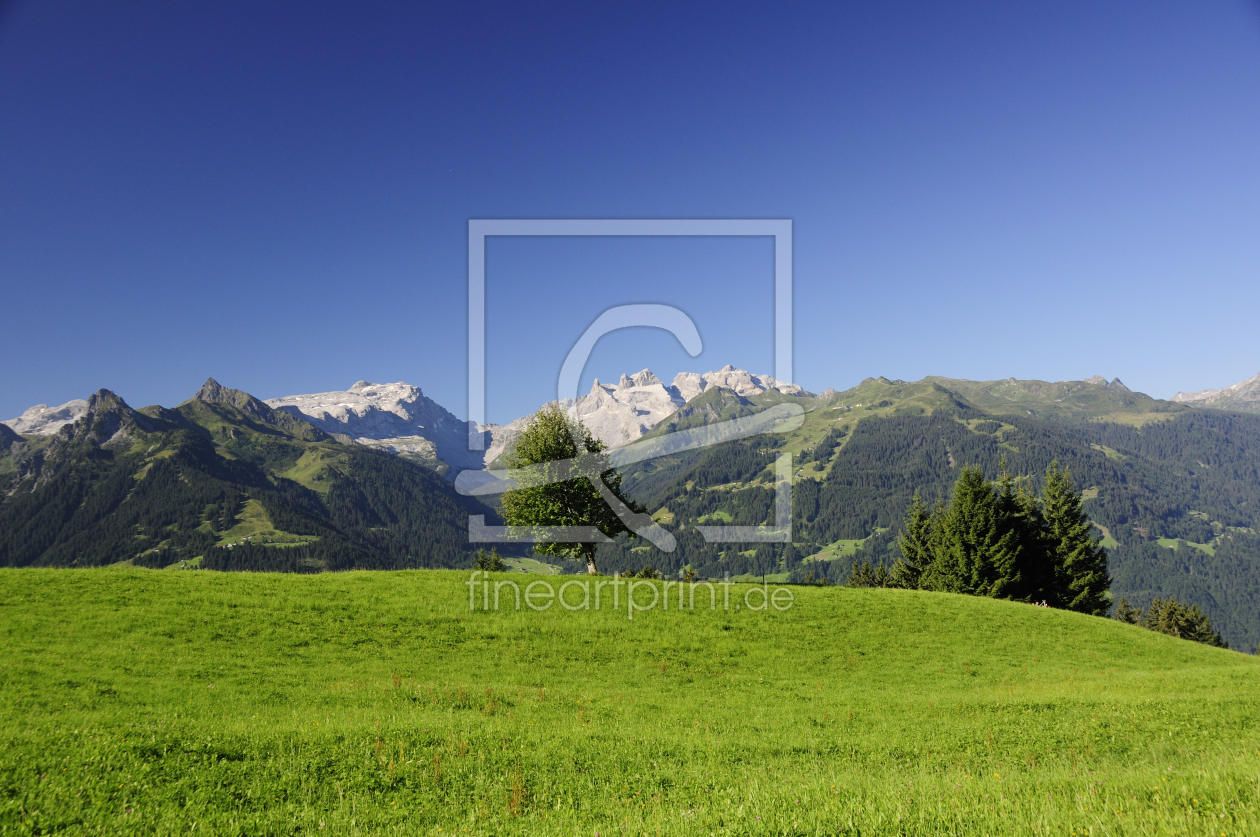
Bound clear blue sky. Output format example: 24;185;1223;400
2;1;1258;424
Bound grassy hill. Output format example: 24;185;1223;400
2;569;1257;834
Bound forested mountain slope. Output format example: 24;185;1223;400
606;380;1260;649
0;380;488;572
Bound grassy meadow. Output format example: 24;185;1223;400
1;569;1258;835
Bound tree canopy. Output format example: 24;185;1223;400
892;461;1111;615
498;405;645;574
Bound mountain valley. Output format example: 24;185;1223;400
5;367;1260;647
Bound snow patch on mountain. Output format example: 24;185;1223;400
265;381;484;472
2;400;88;435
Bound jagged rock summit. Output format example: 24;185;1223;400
191;378;280;424
570;369;686;449
2;399;88;435
1084;375;1132;392
13;389;159;490
189;378;328;441
673;365;805;401
567;366;807;450
1172;371;1260;413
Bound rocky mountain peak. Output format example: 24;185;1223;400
563;365;809;450
1084;375;1130;392
188;378;327;441
58;389;152;450
671;367;806;403
630;369;663;388
190;377;281;425
87;388;127;414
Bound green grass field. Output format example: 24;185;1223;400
2;569;1258;835
807;537;875;562
501;557;563;575
212;499;321;549
1156;537;1216;557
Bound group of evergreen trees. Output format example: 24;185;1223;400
473;548;506;572
891;462;1110;615
1114;596;1227;647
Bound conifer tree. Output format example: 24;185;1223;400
847;559;875;587
892;491;933;589
992;462;1038;601
1012;476;1052;602
474;548;506;572
1041;462;1110;615
920;467;1021;598
986;459;1059;603
1113;597;1142;625
1143;597;1226;647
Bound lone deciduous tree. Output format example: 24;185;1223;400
498;404;644;575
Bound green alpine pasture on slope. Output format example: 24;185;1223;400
1;569;1258;836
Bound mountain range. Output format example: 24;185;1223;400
4;366;809;476
5;367;1260;648
1173;371;1260;412
0;378;489;574
8;367;1242;473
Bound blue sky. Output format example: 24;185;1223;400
2;1;1258;424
